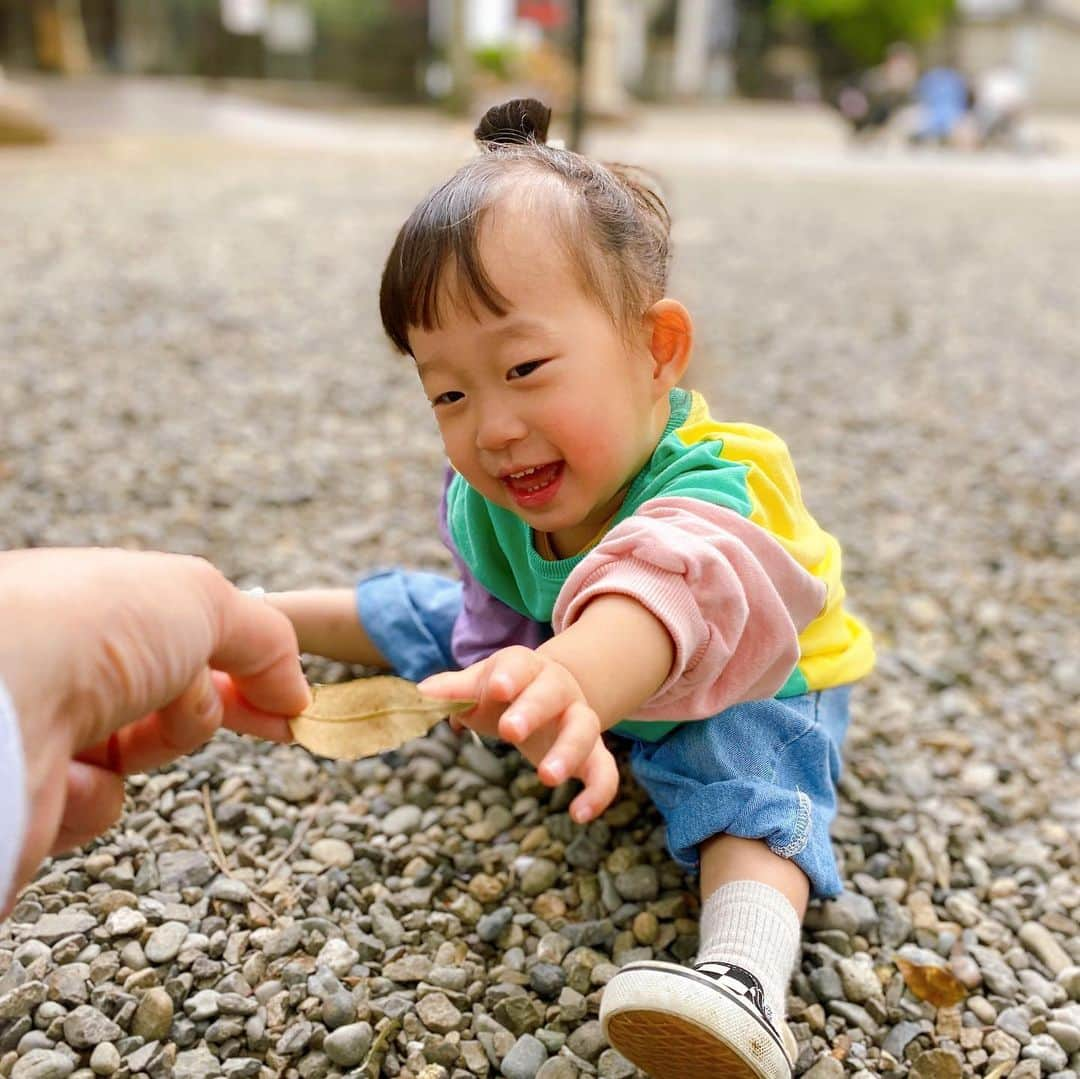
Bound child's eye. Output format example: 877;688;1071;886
507;360;547;381
432;390;464;407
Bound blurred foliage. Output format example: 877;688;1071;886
473;43;518;80
775;0;955;66
304;0;393;29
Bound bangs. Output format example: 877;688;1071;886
379;144;667;355
379;167;513;355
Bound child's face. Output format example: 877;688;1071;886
411;207;668;556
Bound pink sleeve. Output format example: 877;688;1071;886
551;497;826;720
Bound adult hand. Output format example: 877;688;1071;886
0;548;310;913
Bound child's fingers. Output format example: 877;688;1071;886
498;661;577;744
535;700;601;787
481;646;542;708
418;667;483;703
569;740;620;824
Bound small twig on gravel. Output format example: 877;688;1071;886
201;784;275;919
360;1017;401;1078
260;786;332;892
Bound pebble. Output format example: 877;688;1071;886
416;992;463;1034
173;1047;220;1079
477;906;515;943
310;838;354;868
566;1021;607;1063
379;805;423;836
1020;922;1074;976
613;866;659;902
1022;1034;1069;1072
88;1042;120;1075
802;1059;845;1079
156;851;214;891
323;1022;374;1067
61;1007;121;1050
909;1048;963;1078
1058;966;1080;1001
501;1034;548;1079
521;859;560;897
144;922;188;965
536;1059;579;1079
103;909;145;938
1047;1020;1080;1054
131;988;174;1042
10;1051;75;1079
22;914;96;942
205;877;251;903
836;956;881;1003
598;1049;638;1078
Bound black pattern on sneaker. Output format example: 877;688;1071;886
599;959;794;1079
693;961;776;1024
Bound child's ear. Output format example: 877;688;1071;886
643;299;693;393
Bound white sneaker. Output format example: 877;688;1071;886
599;960;797;1079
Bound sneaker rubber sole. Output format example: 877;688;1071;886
600;961;795;1079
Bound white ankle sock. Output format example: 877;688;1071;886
695;880;802;1022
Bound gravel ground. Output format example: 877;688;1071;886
0;97;1078;1079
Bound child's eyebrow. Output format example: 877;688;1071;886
485;317;552;343
415;318;555;377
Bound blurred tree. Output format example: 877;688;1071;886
775;0;954;67
31;0;92;73
305;0;393;31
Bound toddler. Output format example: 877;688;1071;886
271;99;874;1078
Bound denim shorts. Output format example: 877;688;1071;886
358;569;851;899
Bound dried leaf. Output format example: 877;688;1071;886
290;676;473;761
895;956;967;1008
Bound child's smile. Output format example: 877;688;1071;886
501;461;564;509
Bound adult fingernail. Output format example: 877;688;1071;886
196;673;222;723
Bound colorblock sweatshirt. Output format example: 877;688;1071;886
439;387;874;740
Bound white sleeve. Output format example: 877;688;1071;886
0;677;28;910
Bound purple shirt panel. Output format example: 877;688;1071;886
438;469;552;668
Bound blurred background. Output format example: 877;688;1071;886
3;0;1080;150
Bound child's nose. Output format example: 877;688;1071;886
475;407;527;451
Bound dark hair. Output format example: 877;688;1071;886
379;98;672;355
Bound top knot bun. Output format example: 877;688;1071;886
475;99;552;148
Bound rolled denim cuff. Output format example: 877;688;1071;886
356;570;463;683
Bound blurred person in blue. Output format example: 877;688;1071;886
0;548;309;918
912;65;972;145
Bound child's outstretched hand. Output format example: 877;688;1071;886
419;646;619;824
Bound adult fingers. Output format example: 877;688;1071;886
534;700;601;787
76;668;296;777
197;568;310;717
76;668;223;776
214;671;293;743
569;740;620;825
50;762;125;854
